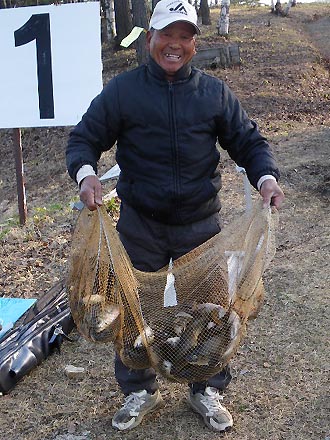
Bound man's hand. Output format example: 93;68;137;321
79;175;103;211
259;179;284;209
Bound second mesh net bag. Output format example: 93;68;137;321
67;200;278;382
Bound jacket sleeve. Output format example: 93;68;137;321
66;78;121;182
216;82;280;189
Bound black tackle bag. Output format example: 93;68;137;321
0;280;75;394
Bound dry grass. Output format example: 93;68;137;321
0;3;329;440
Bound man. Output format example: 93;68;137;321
66;0;284;433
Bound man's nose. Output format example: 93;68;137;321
168;39;180;48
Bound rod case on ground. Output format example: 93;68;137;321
0;280;75;394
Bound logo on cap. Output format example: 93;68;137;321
169;2;188;15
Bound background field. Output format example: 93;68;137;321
0;3;329;440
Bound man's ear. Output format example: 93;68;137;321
146;30;152;50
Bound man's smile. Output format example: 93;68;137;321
165;53;181;60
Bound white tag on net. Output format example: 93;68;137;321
163;258;178;307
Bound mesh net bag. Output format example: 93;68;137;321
67;200;278;383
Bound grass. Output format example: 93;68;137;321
0;4;329;440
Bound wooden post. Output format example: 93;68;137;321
12;128;27;225
193;45;240;69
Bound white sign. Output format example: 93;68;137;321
0;2;103;128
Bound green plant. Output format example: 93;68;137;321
104;197;120;216
0;217;19;240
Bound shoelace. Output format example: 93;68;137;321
200;390;224;416
121;391;146;416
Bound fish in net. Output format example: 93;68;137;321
67;200;278;382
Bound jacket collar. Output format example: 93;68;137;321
147;56;192;82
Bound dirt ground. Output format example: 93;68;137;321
0;3;329;440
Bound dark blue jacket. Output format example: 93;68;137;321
66;57;280;224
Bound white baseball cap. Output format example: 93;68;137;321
149;0;201;35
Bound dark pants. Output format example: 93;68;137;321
115;202;232;395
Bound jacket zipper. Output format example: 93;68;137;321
168;82;181;221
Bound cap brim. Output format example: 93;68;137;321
150;18;201;35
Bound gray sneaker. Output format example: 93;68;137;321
188;386;233;432
112;389;163;431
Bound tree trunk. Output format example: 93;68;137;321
114;0;132;47
270;0;275;13
131;0;149;65
104;0;116;42
0;0;10;8
284;0;294;15
274;1;284;16
218;0;230;37
152;0;160;9
200;0;211;25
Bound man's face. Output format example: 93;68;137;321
147;22;196;80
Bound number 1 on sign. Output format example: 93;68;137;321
14;13;55;119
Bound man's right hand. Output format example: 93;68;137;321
79;175;103;211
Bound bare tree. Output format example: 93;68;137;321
200;0;211;25
114;0;132;47
284;0;294;15
103;0;116;42
0;0;11;8
131;0;149;65
152;0;160;8
218;0;230;37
